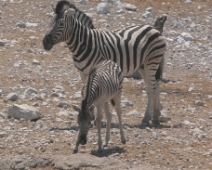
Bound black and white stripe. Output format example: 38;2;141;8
43;1;166;126
72;60;125;153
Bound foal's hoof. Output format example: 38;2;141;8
121;139;126;144
73;149;78;154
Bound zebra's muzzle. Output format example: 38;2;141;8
43;35;54;50
79;135;87;145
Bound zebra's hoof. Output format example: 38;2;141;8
73;149;78;154
152;120;160;127
121;139;126;144
140;120;150;127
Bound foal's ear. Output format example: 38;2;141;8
64;8;76;18
72;104;81;112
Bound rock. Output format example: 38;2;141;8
159;115;171;123
15;21;26;28
0;40;5;46
145;7;152;12
142;11;152;18
24;87;38;96
79;0;86;5
173;20;182;28
0;112;6;119
0;132;8;138
54;154;127;170
121;99;133;107
181;32;194;41
72;91;81;99
56;101;69;108
6;92;18;101
8;104;42;121
185;0;192;4
195;100;204;106
32;59;40;65
126;110;140;116
97;3;110;14
122;3;137;11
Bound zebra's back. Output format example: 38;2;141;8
82;60;123;106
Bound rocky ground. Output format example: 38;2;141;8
0;0;212;169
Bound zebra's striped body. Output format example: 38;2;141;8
43;1;166;126
72;60;125;153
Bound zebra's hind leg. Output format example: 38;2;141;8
103;102;112;147
152;81;161;126
138;68;152;127
113;95;126;144
96;104;103;151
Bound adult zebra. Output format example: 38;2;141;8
43;1;166;126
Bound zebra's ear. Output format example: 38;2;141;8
72;104;81;113
64;8;76;18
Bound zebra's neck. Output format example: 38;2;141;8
66;17;90;57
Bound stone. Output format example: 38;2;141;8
24;87;38;96
0;112;6;119
8;104;42;121
181;32;194;41
126;110;140;116
56;101;69;108
15;21;26;28
97;3;110;14
142;11;152;18
32;59;40;65
0;40;5;46
6;92;18;101
195;100;204;106
79;0;86;5
121;99;133;107
0;132;8;138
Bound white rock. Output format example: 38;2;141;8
145;7;152;12
6;92;18;101
24;87;38;96
79;0;86;5
26;22;38;27
181;32;194;41
142;11;152;18
8;104;42;121
126;110;140;116
15;21;26;28
97;3;110;14
122;3;137;11
32;59;40;65
173;21;182;28
121;99;133;108
185;0;192;3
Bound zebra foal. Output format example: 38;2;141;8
43;1;166;126
72;60;126;153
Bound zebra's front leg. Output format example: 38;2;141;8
113;95;126;144
103;102;112;147
96;104;103;151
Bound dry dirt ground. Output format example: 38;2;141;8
0;0;212;170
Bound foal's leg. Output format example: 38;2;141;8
96;104;103;151
103;102;112;147
113;95;126;144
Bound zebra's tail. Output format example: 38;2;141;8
155;55;165;81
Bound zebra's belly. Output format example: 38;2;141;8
93;93;119;106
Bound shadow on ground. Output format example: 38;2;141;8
90;146;126;157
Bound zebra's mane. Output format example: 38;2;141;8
52;0;94;29
81;67;98;112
